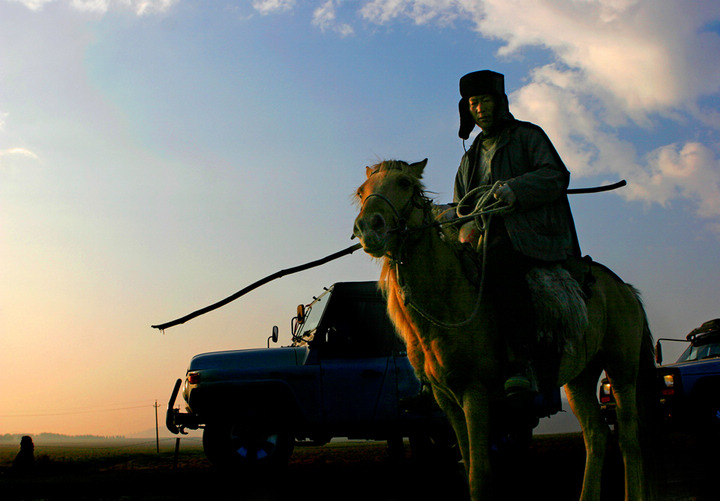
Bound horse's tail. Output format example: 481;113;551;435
631;286;662;501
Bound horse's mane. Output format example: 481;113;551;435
367;159;468;343
368;159;423;178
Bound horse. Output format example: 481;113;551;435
352;159;657;501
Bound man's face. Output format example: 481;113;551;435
468;94;497;131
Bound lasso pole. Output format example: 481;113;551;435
151;243;363;332
567;179;626;194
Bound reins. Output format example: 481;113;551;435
376;181;512;329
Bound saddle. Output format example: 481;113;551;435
527;260;590;356
458;246;594;354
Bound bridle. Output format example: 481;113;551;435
360;192;411;234
356;177;512;330
356;185;435;262
357;181;486;329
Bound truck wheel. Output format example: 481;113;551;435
697;387;720;435
203;414;294;471
409;427;459;464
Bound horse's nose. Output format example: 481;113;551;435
354;212;386;238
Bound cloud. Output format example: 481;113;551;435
640;142;720;218
9;0;177;15
0;113;38;166
252;0;296;15
361;0;460;25
511;64;720;218
0;147;39;171
359;0;720;114
0;147;38;159
8;0;53;10
313;0;354;36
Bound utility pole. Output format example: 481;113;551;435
154;400;160;453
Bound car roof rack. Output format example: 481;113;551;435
686;318;720;341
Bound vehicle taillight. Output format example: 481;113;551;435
660;373;675;396
599;382;613;404
187;372;201;385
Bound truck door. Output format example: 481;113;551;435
317;297;399;429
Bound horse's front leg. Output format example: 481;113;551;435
463;384;494;501
433;386;470;471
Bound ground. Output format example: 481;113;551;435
0;431;716;500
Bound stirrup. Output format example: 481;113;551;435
504;374;532;396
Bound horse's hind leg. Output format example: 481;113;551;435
608;374;645;501
565;361;610;501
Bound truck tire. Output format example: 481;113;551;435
694;383;720;434
409;426;459;464
203;413;294;471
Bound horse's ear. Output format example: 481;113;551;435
408;158;428;179
365;166;375;178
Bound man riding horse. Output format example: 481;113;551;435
454;70;582;397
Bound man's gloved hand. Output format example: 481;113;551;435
459;221;481;246
494;183;517;206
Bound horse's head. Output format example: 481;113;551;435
353;159;428;258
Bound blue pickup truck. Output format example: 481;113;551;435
166;281;454;469
599;318;720;431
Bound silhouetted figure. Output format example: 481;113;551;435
11;436;35;473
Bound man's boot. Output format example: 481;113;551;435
504;344;539;398
400;382;439;414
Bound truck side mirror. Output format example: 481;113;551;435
655;340;663;365
268;325;279;347
296;304;305;324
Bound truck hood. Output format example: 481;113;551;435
661;357;720;376
188;345;309;372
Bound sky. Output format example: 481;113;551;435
1;0;719;437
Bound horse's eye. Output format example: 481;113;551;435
398;177;412;189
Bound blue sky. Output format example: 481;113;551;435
1;0;719;436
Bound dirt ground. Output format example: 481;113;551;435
0;431;716;501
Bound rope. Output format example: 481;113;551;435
399;182;511;329
454;180;512;230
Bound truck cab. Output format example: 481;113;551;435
655;319;720;430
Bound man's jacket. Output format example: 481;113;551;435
454;119;581;262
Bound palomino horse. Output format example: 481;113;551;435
353;159;656;501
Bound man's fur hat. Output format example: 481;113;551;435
458;70;512;140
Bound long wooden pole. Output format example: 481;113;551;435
151;243;363;331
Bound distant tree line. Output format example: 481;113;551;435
0;433;125;442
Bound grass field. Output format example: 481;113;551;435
0;434;585;501
0;432;715;500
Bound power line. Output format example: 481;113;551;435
1;403;157;418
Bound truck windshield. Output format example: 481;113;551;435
676;339;720;362
293;287;333;345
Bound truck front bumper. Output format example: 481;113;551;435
166;378;200;434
